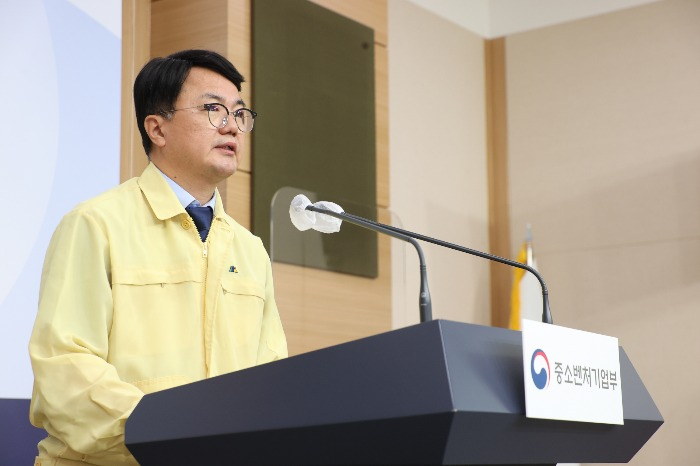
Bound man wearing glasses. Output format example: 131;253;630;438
28;49;287;466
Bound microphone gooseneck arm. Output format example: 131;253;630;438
305;205;433;323
341;211;553;325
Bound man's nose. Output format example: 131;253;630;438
219;115;239;135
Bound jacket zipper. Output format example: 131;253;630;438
202;237;209;377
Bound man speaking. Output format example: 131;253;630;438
28;49;287;466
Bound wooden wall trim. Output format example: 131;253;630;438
227;0;252;176
120;0;151;183
484;38;512;328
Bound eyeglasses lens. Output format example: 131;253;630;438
235;110;254;132
205;105;255;132
206;106;227;129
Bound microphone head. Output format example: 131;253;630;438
289;194;316;231
312;201;343;233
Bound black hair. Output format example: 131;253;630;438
133;49;245;155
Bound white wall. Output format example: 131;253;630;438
388;0;491;329
0;0;121;398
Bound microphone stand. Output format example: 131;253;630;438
340;211;554;325
305;205;433;323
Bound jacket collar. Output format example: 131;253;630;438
138;162;229;224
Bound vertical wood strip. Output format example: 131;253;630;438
150;0;228;56
227;0;252;177
375;44;390;208
120;0;151;182
484;38;512;328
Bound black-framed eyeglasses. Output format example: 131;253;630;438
162;103;257;132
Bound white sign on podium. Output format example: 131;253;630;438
521;319;624;425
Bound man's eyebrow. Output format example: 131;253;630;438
201;93;246;107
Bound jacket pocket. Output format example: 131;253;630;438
109;267;205;382
220;276;266;301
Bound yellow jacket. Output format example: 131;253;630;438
29;163;287;466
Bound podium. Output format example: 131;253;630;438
125;320;662;465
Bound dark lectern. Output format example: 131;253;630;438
125;320;662;465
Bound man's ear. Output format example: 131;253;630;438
144;114;167;149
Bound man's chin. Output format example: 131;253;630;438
211;161;238;182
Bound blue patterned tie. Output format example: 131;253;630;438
186;205;213;241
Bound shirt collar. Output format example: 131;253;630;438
138;162;226;222
152;164;216;210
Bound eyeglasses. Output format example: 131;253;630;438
162;103;257;132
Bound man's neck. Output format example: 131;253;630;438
151;161;216;207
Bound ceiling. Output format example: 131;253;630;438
66;0;663;41
405;0;661;38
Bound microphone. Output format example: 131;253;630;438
291;195;553;326
290;195;433;323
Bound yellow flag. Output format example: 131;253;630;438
509;234;542;330
509;243;528;330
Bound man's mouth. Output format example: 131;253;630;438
215;142;237;154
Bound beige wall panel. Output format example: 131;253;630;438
388;0;490;329
507;1;700;253
273;232;393;356
541;240;700;465
309;0;387;46
224;171;251;230
506;0;700;463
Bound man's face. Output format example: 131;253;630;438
157;66;246;189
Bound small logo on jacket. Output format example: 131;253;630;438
229;265;238;273
531;349;550;390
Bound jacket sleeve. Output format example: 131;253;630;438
29;208;144;459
